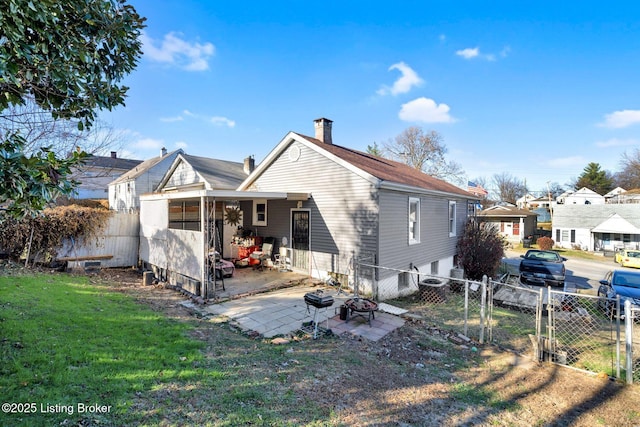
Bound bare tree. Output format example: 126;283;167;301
384;127;465;185
492;172;527;204
0;99;126;157
615;148;640;190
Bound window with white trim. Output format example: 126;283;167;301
409;197;420;244
449;201;457;237
252;199;267;226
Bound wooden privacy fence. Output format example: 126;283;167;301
56;212;140;269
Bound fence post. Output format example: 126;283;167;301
625;300;633;384
535;287;544;361
616;295;621;379
463;280;469;337
479;276;487;344
547;286;553;363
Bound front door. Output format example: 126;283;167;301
291;210;310;272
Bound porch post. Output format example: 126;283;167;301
201;195;207;299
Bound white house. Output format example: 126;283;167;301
552;204;640;251
562;187;605;205
108;148;184;212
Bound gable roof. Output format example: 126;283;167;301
110;149;184;184
81;154;142;171
553;204;640;229
477;205;538;218
240;131;475;199
158;153;247;191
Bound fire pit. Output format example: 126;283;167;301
344;297;378;327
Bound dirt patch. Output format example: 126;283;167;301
91;268;640;425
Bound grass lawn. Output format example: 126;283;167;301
0;273;213;425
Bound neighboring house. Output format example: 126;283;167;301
604;187;627;203
562;187;605;205
477;205;538;243
607;188;640;204
516;193;537;209
552;204;640;251
109;148;184;212
139;118;478;300
71;151;142;199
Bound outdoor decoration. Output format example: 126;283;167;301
224;206;242;226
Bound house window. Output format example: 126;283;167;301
561;230;569;242
252;199;267;226
409;197;420;244
168;201;200;231
449;201;457;237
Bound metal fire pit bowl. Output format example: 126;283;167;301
344;297;378;327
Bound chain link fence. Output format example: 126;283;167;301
358;259;640;383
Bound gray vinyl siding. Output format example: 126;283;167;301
378;191;467;279
164;161;201;188
249;141;378;267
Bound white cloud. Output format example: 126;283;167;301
377;62;423;96
141;31;215;71
599;110;640;129
456;46;500;61
210;116;236;127
398;97;456;123
456;47;479;59
175;141;188;149
595;137;639;148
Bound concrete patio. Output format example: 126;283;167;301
185;266;407;341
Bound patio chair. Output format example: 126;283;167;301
250;243;273;271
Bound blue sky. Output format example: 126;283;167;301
101;1;640;195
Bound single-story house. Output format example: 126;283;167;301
552;204;640;251
109;147;184;212
139;118;479;300
477;205;538;243
561;187;605;205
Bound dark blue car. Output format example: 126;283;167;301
597;269;640;318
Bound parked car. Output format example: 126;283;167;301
519;249;567;287
614;248;640;269
597;269;640;318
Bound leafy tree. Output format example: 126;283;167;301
0;0;145;219
384;127;464;185
456;218;505;280
492;172;527;204
615;148;640;190
573;162;614;195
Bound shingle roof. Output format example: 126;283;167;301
82;154;142;170
182;153;247;189
111;149;183;184
296;133;475;198
478;205;537;217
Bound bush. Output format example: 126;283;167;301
456;219;506;281
537;236;555;250
0;205;111;263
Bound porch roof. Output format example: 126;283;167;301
140;189;309;202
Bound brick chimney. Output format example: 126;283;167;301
110;151;117;159
314;118;333;144
244;155;255;174
161;147;167;157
